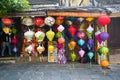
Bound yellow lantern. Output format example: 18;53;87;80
48;45;54;53
46;29;55;41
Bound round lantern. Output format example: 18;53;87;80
33;17;44;27
100;60;109;68
55;32;62;38
2;18;12;25
48;45;54;53
101;47;109;55
97;15;111;26
22;17;33;26
58;37;65;44
45;16;55;26
57;44;63;49
100;32;109;41
55;16;64;25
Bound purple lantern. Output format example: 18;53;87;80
100;32;109;41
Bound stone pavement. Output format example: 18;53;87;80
0;62;120;80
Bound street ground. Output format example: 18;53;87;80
0;62;120;80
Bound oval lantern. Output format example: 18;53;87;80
97;15;111;26
100;32;109;41
78;49;85;57
58;37;65;44
57;44;63;49
100;60;109;68
78;39;85;47
2;18;12;25
55;16;64;25
48;45;54;53
33;17;44;27
37;45;45;54
101;47;109;55
55;32;62;38
45;16;55;26
46;29;55;41
87;52;94;59
22;17;33;26
68;25;76;37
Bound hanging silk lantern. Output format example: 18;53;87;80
2;26;10;34
35;31;45;42
86;17;94;22
37;44;45;54
76;31;85;39
97;15;111;26
33;17;44;27
45;16;55;26
24;29;35;42
53;25;59;32
87;52;94;59
57;44;63;49
87;38;93;50
59;48;65;54
25;44;33;54
55;16;64;25
2;18;12;25
57;25;65;32
11;37;18;44
78;39;85;47
70;52;76;62
100;47;109;55
86;31;92;38
46;29;55;41
86;25;94;33
69;40;76;50
100;32;109;41
22;17;33;26
48;45;54;53
58;37;65;44
13;47;18;53
55;32;62;38
100;60;109;68
77;18;84;22
78;49;85;57
66;20;72;26
23;39;27;43
12;27;17;34
95;31;103;44
68;25;76;37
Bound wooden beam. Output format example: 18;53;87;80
47;11;107;18
110;12;120;17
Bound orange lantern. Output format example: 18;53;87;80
55;16;64;25
100;60;109;68
2;18;12;25
58;37;65;44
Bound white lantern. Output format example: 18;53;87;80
86;25;94;33
22;17;33;26
35;31;45;42
24;29;35;41
57;25;65;32
44;17;55;26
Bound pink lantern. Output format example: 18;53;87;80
78;49;85;57
68;25;76;37
97;15;111;26
76;32;85;39
57;44;63;49
11;37;18;44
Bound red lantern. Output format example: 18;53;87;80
33;17;44;27
97;15;111;26
68;25;76;37
2;18;12;25
53;25;59;32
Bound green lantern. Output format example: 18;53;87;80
55;32;62;38
70;52;76;62
46;29;55;41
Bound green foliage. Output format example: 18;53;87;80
0;0;31;15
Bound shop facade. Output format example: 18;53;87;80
1;0;119;64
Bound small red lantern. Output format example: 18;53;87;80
33;17;44;27
68;25;76;37
2;18;12;25
97;15;111;26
